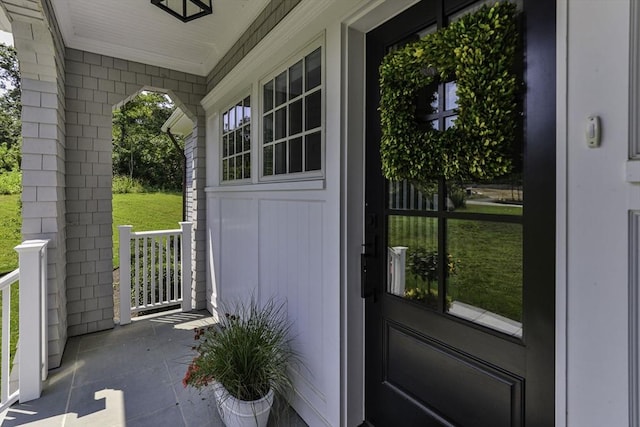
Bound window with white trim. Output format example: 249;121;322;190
222;96;251;181
262;47;322;177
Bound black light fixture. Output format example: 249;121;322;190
151;0;212;23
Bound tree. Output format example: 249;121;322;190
0;43;21;172
112;92;184;191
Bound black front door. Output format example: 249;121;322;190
363;0;555;425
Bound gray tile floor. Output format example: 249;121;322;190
0;310;307;427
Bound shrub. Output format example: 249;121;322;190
184;298;298;403
112;175;145;194
448;186;467;209
0;171;21;195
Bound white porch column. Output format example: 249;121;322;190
15;239;48;403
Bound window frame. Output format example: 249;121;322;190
258;41;325;182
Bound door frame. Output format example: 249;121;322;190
341;0;565;425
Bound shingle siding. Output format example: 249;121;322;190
64;49;208;336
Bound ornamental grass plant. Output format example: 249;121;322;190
183;298;298;406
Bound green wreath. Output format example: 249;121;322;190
379;2;519;182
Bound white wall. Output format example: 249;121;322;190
202;2;364;425
561;0;631;424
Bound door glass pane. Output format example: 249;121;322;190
289;99;303;135
243;126;251;151
289;137;302;173
235;103;243;127
228;157;236;180
305;48;321;90
430;90;439;114
387;215;439;310
235;129;243;153
445;81;458;111
289;60;303;99
263;146;273;176
446;219;523;337
445;115;457;130
388;180;438;211
223;111;229;133
243;153;251;179
275;142;286;175
263;113;273;144
275;71;287;107
305;90;321;130
263;81;273;113
305;132;321;171
229;107;236;131
228;134;235;156
222;159;228;181
275;107;286;140
235;155;243;180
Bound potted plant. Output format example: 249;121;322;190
183;298;298;427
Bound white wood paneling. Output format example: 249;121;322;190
218;198;259;301
206;192;335;426
258;199;326;397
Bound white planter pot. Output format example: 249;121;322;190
213;382;274;427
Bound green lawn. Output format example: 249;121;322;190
389;204;523;321
0;195;21;273
0;193;183;270
112;192;183;267
0;195;21;374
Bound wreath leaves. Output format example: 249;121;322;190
379;2;518;182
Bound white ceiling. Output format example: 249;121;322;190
49;0;270;76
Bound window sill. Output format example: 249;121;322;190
205;179;325;193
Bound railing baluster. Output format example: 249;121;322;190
1;284;10;403
143;236;148;307
165;236;170;304
134;236;140;311
173;233;178;302
151;237;156;305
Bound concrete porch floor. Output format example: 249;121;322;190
0;310;307;427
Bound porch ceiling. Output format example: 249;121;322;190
49;0;270;76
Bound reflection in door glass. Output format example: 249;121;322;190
447;177;523;215
388;180;438;211
387;215;439;309
446;219;523;337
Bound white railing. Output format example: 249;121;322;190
388;246;408;296
119;222;192;325
0;239;48;412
